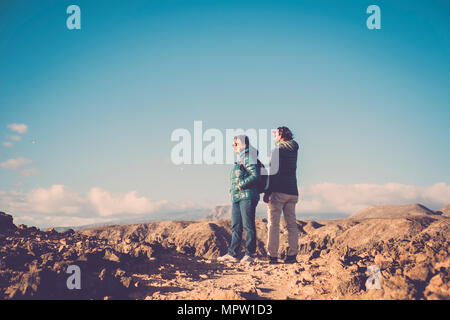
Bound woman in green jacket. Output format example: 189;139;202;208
218;135;260;263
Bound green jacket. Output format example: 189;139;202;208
229;148;260;203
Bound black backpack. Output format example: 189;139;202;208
257;160;269;193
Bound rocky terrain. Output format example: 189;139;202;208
0;203;449;300
440;205;450;217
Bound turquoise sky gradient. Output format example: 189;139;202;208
0;1;449;225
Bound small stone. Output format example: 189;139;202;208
348;264;359;272
104;250;120;262
309;250;321;260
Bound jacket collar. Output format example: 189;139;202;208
235;147;249;164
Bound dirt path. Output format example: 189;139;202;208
129;253;339;300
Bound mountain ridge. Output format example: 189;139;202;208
350;203;442;219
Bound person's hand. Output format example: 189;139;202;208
263;193;271;203
237;186;241;191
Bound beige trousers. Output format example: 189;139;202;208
267;192;299;257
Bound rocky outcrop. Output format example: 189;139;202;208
0;212;16;233
440;205;450;217
0;212;166;299
81;213;449;300
80;221;232;259
350;204;440;219
293;215;449;299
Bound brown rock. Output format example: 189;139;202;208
0;212;16;232
424;274;450;299
46;228;58;234
104;250;120;262
336;274;365;296
308;250;321;260
381;275;418;299
405;264;431;282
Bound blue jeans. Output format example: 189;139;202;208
228;198;258;257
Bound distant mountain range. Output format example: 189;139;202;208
350;203;443;219
206;205;378;221
53;203;449;231
54;208;210;232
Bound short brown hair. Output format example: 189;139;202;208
277;126;293;141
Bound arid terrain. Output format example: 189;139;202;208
1;203;449;300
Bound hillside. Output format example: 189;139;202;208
0;207;449;300
350;204;441;219
440;205;450;217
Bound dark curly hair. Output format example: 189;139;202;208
277;126;293;141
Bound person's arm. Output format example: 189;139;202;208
266;146;282;193
237;161;259;190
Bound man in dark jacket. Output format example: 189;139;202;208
263;126;299;264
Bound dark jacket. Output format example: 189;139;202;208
266;139;299;196
230;147;260;203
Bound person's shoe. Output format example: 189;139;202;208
284;255;297;264
240;255;254;264
268;257;278;264
217;254;239;262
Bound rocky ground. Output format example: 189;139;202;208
0;206;449;300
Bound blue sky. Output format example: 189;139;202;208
0;0;449;227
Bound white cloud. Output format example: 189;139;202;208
0;186;83;216
0;186;205;228
0;185;171;218
298;182;450;215
2;142;13;148
22;185;85;215
422;183;450;205
2;182;448;228
7;123;28;134
8;135;21;141
88;187;169;216
0;157;32;170
20;168;41;178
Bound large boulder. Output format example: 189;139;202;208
0;212;16;232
